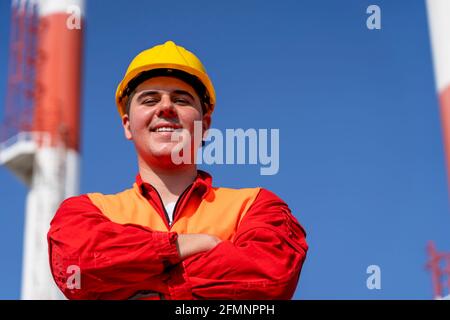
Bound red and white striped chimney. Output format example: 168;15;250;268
427;0;450;186
20;0;84;300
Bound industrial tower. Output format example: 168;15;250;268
426;0;450;300
426;241;450;299
0;0;84;299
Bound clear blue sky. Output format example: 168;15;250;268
1;0;449;299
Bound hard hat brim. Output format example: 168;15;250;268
115;63;216;117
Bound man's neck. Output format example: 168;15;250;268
138;160;198;206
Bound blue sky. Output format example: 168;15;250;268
1;0;450;299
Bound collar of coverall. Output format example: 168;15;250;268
135;170;212;200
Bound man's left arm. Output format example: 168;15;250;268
168;189;308;300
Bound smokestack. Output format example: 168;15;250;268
426;0;450;186
21;0;84;299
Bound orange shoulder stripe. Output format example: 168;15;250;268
87;183;168;232
87;185;261;240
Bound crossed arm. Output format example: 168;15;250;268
47;189;308;300
176;233;221;260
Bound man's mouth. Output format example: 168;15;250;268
154;127;176;132
150;123;183;132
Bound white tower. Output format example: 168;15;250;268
427;0;450;183
426;0;450;300
0;0;85;299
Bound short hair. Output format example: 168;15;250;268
124;68;211;115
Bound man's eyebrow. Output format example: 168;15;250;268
172;90;195;100
136;90;160;102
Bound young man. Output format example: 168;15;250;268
47;41;308;300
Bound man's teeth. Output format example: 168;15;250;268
155;127;175;132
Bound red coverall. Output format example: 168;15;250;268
47;171;308;300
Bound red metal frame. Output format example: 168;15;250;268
426;241;450;299
1;0;39;143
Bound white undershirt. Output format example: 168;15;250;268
164;202;176;225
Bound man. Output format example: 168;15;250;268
47;40;308;300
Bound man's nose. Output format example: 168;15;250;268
156;94;176;118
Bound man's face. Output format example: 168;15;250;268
122;76;211;168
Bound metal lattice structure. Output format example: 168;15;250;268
426;241;450;299
426;0;450;301
1;0;38;143
0;0;84;299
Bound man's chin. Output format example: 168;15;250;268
147;143;178;157
147;150;188;168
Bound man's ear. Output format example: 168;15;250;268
122;114;133;140
202;113;212;141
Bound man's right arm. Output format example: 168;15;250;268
48;195;183;300
48;195;221;299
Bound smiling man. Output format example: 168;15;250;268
47;40;308;300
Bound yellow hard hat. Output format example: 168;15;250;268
115;40;216;117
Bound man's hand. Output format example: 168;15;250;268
176;234;221;260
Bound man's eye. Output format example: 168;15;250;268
174;98;189;105
143;99;158;105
